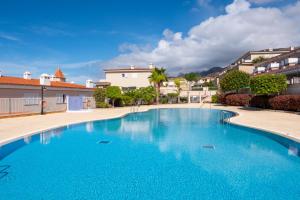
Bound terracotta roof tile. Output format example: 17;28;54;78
0;76;90;89
54;68;65;78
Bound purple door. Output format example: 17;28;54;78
67;96;83;111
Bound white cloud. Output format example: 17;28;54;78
225;0;251;14
0;33;20;42
103;0;300;74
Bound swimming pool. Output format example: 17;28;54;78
1;108;300;199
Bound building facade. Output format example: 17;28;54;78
228;47;296;74
0;69;95;117
100;64;154;89
253;48;300;94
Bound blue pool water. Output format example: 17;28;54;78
1;108;300;200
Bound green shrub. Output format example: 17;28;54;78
250;74;287;95
211;94;218;103
106;86;122;107
220;70;250;92
180;97;188;103
160;96;168;104
93;88;106;103
96;102;110;108
123;86;156;105
137;86;156;104
122;95;133;106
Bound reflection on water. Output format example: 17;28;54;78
93;109;300;166
40;127;65;144
1;108;300;163
23;136;31;144
86;122;94;133
97;109;223;161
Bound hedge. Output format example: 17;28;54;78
269;95;300;111
221;94;300;112
249;95;272;109
250;74;287;95
225;94;252;106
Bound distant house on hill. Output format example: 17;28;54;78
0;68;95;117
228;46;297;74
253;48;300;94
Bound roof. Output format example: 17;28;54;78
54;68;65;78
233;47;298;65
95;81;111;86
255;48;300;67
0;76;90;89
104;67;152;73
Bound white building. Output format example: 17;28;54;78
100;64;154;89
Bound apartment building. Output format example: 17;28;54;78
228;47;296;74
254;48;300;94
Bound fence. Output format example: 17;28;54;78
0;96;96;117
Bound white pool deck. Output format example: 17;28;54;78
0;103;300;145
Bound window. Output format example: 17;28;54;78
121;73;127;78
56;94;66;104
24;93;40;105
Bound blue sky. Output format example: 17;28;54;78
0;0;299;83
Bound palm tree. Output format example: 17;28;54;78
149;67;168;104
184;72;199;103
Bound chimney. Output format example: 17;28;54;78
23;71;32;80
291;46;295;51
40;73;51;86
86;80;94;88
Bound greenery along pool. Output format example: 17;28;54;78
0;108;300;200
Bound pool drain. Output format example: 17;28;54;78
98;140;110;144
0;165;10;179
202;145;215;149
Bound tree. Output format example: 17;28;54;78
121;95;133;106
174;78;182;103
93;88;106;103
139;86;156;104
106;86;122;107
250;74;287;95
123;86;156;105
220;70;250;93
184;72;199;103
148;67;168;104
